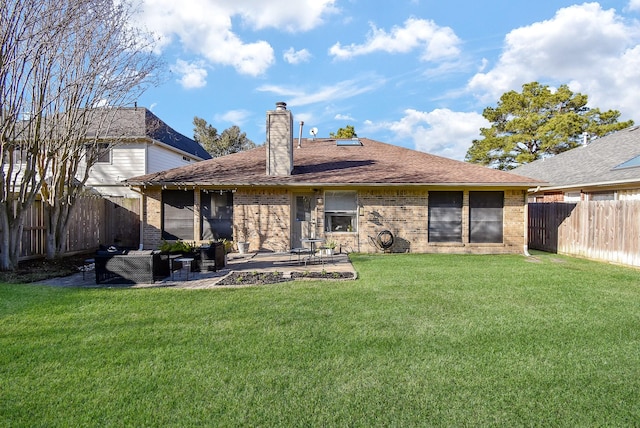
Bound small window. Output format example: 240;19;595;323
564;192;581;202
325;191;357;232
86;143;111;163
589;191;615;201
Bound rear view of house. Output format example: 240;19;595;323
126;103;541;254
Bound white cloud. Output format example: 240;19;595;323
214;109;252;125
335;113;355;121
283;47;312;64
257;76;386;106
236;0;338;32
138;0;336;76
628;0;640;12
171;59;208;89
329;18;461;61
365;109;489;160
467;3;640;118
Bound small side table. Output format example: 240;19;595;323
169;254;182;280
175;257;194;280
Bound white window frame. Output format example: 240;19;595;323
86;142;111;164
324;191;357;233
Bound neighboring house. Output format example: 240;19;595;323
513;126;640;202
84;107;211;198
125;103;542;254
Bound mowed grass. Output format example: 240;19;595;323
1;252;640;426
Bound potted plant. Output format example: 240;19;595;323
159;240;195;255
236;224;250;254
319;240;336;257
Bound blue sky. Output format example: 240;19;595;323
135;0;640;161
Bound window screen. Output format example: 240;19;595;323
428;191;463;242
324;191;357;232
200;191;233;240
469;191;503;243
162;190;194;240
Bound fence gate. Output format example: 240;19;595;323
528;201;640;267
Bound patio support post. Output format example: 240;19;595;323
194;189;201;244
139;193;145;250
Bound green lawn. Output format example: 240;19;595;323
1;252;639;426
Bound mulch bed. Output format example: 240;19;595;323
0;254;90;283
216;271;355;286
216;272;292;286
290;271;354;280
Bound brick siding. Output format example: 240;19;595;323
142;186;527;255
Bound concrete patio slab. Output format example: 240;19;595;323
36;251;356;289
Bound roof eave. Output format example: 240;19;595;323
124;180;541;188
529;177;640;193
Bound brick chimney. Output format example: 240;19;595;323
266;102;293;176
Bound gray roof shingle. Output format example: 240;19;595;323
513;126;640;188
126;138;541;187
88;107;211;160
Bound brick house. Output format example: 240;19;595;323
125;103;542;254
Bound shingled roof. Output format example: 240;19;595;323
513;126;640;188
125;137;541;188
88;107;211;160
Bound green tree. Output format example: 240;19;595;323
330;125;357;139
465;82;634;170
193;118;255;157
193;117;219;155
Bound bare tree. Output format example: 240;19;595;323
0;0;161;269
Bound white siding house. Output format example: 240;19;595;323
83;108;211;198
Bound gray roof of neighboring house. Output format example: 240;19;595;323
126;137;542;188
513;126;640;189
88;107;211;160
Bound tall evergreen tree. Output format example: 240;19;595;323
465;82;633;170
193;118;255;157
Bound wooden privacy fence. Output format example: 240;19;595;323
3;196;140;260
528;201;640;267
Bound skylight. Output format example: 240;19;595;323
336;138;362;146
612;154;640;170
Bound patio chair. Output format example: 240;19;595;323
197;242;226;272
289;247;311;264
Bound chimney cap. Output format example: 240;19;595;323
275;101;287;111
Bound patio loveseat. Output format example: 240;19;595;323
94;249;170;284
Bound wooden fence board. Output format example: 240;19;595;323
529;201;640;267
0;196;140;260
